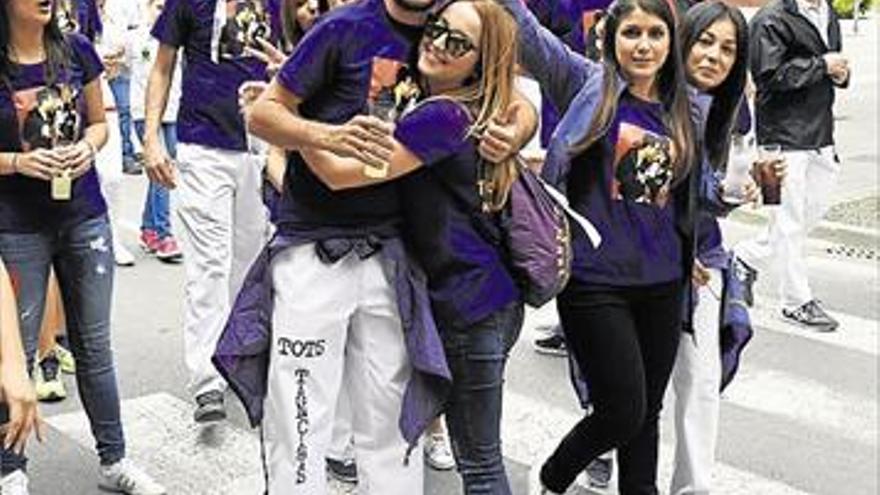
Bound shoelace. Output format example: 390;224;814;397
805;300;828;319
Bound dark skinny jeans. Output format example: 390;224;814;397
541;280;683;495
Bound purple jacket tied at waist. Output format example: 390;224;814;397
212;233;452;450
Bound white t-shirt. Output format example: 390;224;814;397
129;24;183;123
514;75;544;155
97;0;141;75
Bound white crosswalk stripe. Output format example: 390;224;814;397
501;390;815;495
749;302;879;356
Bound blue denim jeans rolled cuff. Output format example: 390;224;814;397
441;302;525;495
0;215;126;473
109;76;135;163
134;120;176;238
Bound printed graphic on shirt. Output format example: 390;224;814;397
139;44;155;64
13;85;81;151
367;57;419;121
612;122;673;207
218;0;272;60
55;0;80;34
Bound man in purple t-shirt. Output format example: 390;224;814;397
143;0;277;423
245;0;535;491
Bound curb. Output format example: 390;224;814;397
729;208;880;248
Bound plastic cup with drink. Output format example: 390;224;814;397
363;93;397;179
754;143;784;206
721;135;755;204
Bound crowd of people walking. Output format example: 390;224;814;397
0;0;850;493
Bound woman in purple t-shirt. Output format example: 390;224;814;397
0;1;164;494
299;1;528;492
498;0;702;492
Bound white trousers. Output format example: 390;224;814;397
671;268;723;495
328;384;355;462
176;142;269;398
736;147;840;308
95;110;125;251
263;244;422;495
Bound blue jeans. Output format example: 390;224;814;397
109;76;135;164
134;120;176;238
442;303;524;495
0;215;125;473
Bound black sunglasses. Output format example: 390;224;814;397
423;14;476;58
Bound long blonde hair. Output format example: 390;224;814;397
438;0;520;212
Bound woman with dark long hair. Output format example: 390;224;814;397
671;3;756;494
497;0;717;492
0;1;164;493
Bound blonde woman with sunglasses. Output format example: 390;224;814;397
293;2;527;493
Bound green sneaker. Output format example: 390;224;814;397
54;343;76;374
35;352;67;402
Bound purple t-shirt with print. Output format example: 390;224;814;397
0;34;106;233
151;0;279;151
273;0;422;237
567;92;683;287
395;99;520;329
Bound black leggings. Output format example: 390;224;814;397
541;280;683;495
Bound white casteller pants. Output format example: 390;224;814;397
176;142;269;399
671;268;723;495
735;147;840;309
328;384;355;462
263;244;423;495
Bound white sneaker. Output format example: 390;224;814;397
424;433;456;471
0;470;29;495
114;243;136;267
98;459;166;495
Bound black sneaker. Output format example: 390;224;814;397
193;390;226;423
326;457;358;484
782;300;839;332
733;256;758;307
584;455;613;489
533;333;567;357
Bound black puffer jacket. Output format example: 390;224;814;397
749;0;848;150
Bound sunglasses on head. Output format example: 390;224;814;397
423;14;476;58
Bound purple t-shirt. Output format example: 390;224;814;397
568;92;683;287
395;99;520;329
151;0;279;151
56;0;103;42
0;34;106;233
273;0;422;237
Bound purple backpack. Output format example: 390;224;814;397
501;161;573;308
